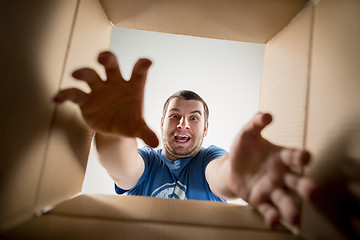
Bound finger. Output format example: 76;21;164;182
130;58;152;86
248;177;277;206
280;148;311;167
137;121;159;148
98;51;123;82
72;68;104;90
257;203;280;229
270;188;299;225
53;88;88;105
242;112;273;137
284;173;317;201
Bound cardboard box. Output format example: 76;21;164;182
1;0;359;239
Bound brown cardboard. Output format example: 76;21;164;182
258;0;360;238
34;0;111;214
0;0;79;231
259;4;313;148
301;0;360;239
4;194;298;240
258;2;312;235
50;194;283;230
100;0;309;43
5;215;300;240
1;0;111;232
2;0;360;239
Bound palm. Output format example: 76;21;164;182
230;132;285;203
80;80;144;136
54;52;158;147
226;113;314;227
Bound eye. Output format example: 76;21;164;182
170;113;179;118
190;116;198;121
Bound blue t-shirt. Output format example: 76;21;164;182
115;145;227;202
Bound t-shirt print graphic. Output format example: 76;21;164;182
151;181;187;199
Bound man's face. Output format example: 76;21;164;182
161;98;208;161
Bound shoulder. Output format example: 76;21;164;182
202;145;227;159
138;146;159;156
138;146;162;160
195;145;227;165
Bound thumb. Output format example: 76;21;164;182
253;112;272;131
243;112;273;137
138;121;159;148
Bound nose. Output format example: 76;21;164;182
177;117;190;129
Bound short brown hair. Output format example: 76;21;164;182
162;90;209;123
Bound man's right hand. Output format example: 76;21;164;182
54;51;159;148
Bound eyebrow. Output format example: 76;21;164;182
190;110;202;115
168;108;203;116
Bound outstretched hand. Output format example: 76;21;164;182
54;51;159;148
227;113;316;228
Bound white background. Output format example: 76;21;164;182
81;27;265;204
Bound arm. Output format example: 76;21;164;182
54;51;158;189
206;113;316;228
95;133;143;190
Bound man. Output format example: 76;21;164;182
113;89;227;201
54;51;316;228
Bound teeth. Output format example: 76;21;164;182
174;135;190;142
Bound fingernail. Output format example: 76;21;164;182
72;70;82;79
263;113;272;123
98;52;108;64
142;59;152;68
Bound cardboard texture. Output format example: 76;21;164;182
2;0;359;239
100;0;308;43
49;194;282;230
259;4;313;148
259;0;360;239
1;0;79;230
34;0;111;214
301;0;360;239
4;194;298;240
1;0;111;233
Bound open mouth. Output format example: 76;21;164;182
174;135;191;143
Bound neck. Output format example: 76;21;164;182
162;148;201;161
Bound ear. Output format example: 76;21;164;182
203;121;209;137
160;117;164;130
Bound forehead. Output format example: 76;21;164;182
166;98;204;114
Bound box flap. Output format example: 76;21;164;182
50;194;287;231
100;0;309;43
302;0;360;239
0;0;79;231
4;214;300;240
34;0;111;213
259;3;312;148
0;0;111;232
4;194;300;239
